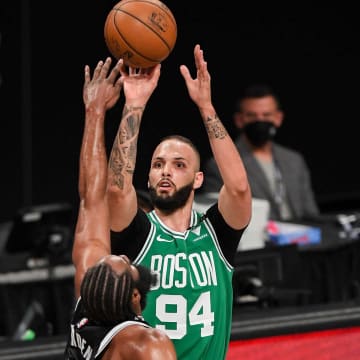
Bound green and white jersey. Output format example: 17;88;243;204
133;209;236;360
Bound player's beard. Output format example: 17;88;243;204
148;181;193;214
134;264;158;310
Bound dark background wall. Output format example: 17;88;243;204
0;1;359;223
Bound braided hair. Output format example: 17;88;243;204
80;262;135;325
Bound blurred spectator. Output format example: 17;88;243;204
202;83;320;222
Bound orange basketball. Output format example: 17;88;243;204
104;0;177;68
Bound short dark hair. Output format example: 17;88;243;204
80;262;135;325
158;135;201;170
160;135;200;156
236;83;282;112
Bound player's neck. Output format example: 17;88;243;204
155;204;193;233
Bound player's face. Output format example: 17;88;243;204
148;139;203;211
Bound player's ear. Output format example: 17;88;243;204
132;288;142;309
132;288;140;300
194;171;203;190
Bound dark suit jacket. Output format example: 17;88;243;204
202;135;320;221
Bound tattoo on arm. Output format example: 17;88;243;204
204;114;228;139
109;105;144;189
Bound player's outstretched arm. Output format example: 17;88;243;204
107;65;161;232
73;58;123;298
180;44;252;230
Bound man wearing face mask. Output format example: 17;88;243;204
202;83;320;222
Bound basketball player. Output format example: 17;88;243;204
107;44;252;359
64;57;176;359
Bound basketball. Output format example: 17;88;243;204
104;0;177;68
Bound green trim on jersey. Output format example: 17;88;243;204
134;209;234;360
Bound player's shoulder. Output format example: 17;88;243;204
121;324;171;343
107;324;176;359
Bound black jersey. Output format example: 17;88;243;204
64;298;151;360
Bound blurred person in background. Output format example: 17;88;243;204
203;83;320;222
